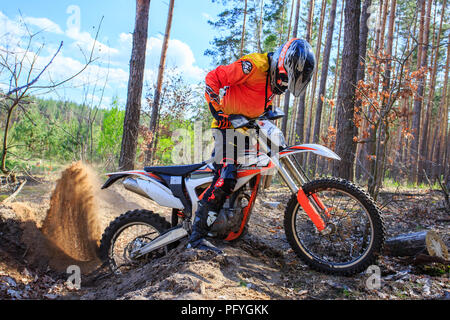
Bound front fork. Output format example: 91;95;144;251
274;156;330;232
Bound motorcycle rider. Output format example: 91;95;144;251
187;38;316;253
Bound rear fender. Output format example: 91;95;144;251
101;170;164;189
101;173;129;189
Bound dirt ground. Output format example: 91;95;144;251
0;162;448;300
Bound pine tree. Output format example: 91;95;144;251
119;0;151;170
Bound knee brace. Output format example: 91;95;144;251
205;163;237;212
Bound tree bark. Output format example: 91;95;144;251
305;0;327;171
369;0;397;196
438;33;450;180
294;0;314;150
240;0;248;57
147;0;175;164
383;230;448;259
305;0;327;146
119;0;151;170
257;0;264;53
332;0;361;181
427;0;446;181
281;0;301;136
310;0;338;175
409;0;430;184
354;0;372;181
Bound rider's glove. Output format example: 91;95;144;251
208;102;231;129
216;112;231;129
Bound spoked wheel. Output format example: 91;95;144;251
284;178;385;276
99;209;172;274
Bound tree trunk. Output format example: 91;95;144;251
147;0;175;164
427;0;446;181
119;0;151;171
409;0;429;184
332;0;361;181
354;0;372;181
437;33;450;180
363;0;389;186
257;0;264;53
305;0;327;173
240;0;248;57
383;230;448;259
369;0;397;197
281;0;301;136
294;0;314;151
310;0;337;175
1;102;19;175
305;0;327;145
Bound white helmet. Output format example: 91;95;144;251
269;38;315;97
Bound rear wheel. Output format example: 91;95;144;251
99;209;172;274
284;178;385;276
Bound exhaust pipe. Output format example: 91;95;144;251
122;177;151;199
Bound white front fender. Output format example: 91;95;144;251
279;144;341;161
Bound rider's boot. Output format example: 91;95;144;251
187;202;223;254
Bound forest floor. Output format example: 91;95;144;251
0;162;448;300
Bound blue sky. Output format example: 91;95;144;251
0;0;223;108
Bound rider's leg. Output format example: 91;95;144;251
188;129;237;253
187;162;237;253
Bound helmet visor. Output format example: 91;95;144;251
289;60;314;97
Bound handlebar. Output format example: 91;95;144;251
229;107;285;129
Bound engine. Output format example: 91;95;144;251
207;191;250;239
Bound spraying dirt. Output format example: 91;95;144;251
39;161;102;272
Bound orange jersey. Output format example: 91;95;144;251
205;53;273;128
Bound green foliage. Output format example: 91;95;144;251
97;98;125;162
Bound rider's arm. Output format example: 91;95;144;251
205;59;254;112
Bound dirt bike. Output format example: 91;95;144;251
98;107;385;276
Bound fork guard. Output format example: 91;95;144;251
297;188;326;232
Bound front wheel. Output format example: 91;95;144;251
284;178;385;276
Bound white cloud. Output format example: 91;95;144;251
201;12;212;20
146;36;205;82
23;16;63;34
66;27;119;57
117;33;205;84
0;11;28;46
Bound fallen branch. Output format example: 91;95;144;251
383;230;448;259
410;253;450;266
2;179;26;204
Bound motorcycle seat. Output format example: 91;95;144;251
143;162;206;176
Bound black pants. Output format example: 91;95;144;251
200;128;244;211
189;128;250;242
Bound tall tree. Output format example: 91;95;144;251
310;0;338;174
294;0;314;149
354;0;372;180
413;0;432;184
437;33;450;180
425;0;445;179
119;0;151;170
332;0;361;180
369;0;397;195
363;0;389;185
240;0;249;56
305;0;327;148
147;0;175;164
281;0;301;136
